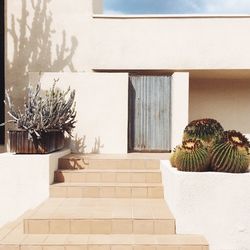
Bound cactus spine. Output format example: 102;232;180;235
174;139;210;172
211;130;250;173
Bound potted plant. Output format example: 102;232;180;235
1;80;76;154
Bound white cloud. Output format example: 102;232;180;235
202;0;250;14
104;9;125;15
104;0;250;14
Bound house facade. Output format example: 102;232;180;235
3;0;250;154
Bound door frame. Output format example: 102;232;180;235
127;74;171;153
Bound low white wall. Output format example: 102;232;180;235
161;160;250;250
0;149;70;227
171;72;189;149
30;72;129;154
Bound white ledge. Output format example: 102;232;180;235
93;14;250;19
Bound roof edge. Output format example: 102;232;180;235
93;14;250;19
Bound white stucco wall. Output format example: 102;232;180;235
6;0;250;152
7;1;250;71
30;72;129;154
161;160;250;250
92;15;250;70
0;149;70;227
171;73;189;149
189;78;250;134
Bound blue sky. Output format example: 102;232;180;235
104;0;250;14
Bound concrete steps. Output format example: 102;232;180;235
23;198;175;235
0;233;209;250
0;153;209;250
54;169;162;183
58;155;161;170
50;183;164;198
51;155;164;199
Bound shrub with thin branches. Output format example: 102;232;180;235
3;79;76;140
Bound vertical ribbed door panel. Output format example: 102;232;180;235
128;75;171;152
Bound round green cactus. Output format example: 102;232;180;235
211;130;250;173
174;139;210;172
170;146;181;168
183;118;224;146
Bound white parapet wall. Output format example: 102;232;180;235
161;160;250;250
0;149;70;227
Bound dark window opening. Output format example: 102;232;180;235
0;0;4;144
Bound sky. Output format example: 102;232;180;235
104;0;250;14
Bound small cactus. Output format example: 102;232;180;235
183;118;224;147
211;130;250;173
174;139;210;172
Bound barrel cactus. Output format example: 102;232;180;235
174;139;210;172
211;130;250;173
170;146;181;168
183;118;224;147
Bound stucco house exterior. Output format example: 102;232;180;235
2;0;250;154
1;1;250;250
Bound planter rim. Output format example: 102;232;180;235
8;129;64;133
162;160;250;175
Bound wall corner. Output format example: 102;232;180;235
171;72;189;149
93;0;103;14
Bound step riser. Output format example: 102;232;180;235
59;159;160;170
24;219;175;234
54;171;162;183
50;186;164;198
0;244;209;250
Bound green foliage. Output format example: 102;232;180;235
174;139;210;172
211;130;250;173
183;118;224;146
2;79;76;140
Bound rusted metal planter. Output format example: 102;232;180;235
9;130;65;154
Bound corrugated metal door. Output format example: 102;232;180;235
128;75;171;152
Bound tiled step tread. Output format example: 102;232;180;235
50;183;164;198
0;225;208;249
24;219;176;234
60;153;169;160
24;198;175;234
58;155;163;170
52;182;163;187
56;169;162;173
25;198;174;220
54;169;162;183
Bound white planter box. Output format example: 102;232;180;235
0;149;70;227
161;160;250;250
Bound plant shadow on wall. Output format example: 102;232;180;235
92;137;104;154
7;0;78;99
66;135;104;155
